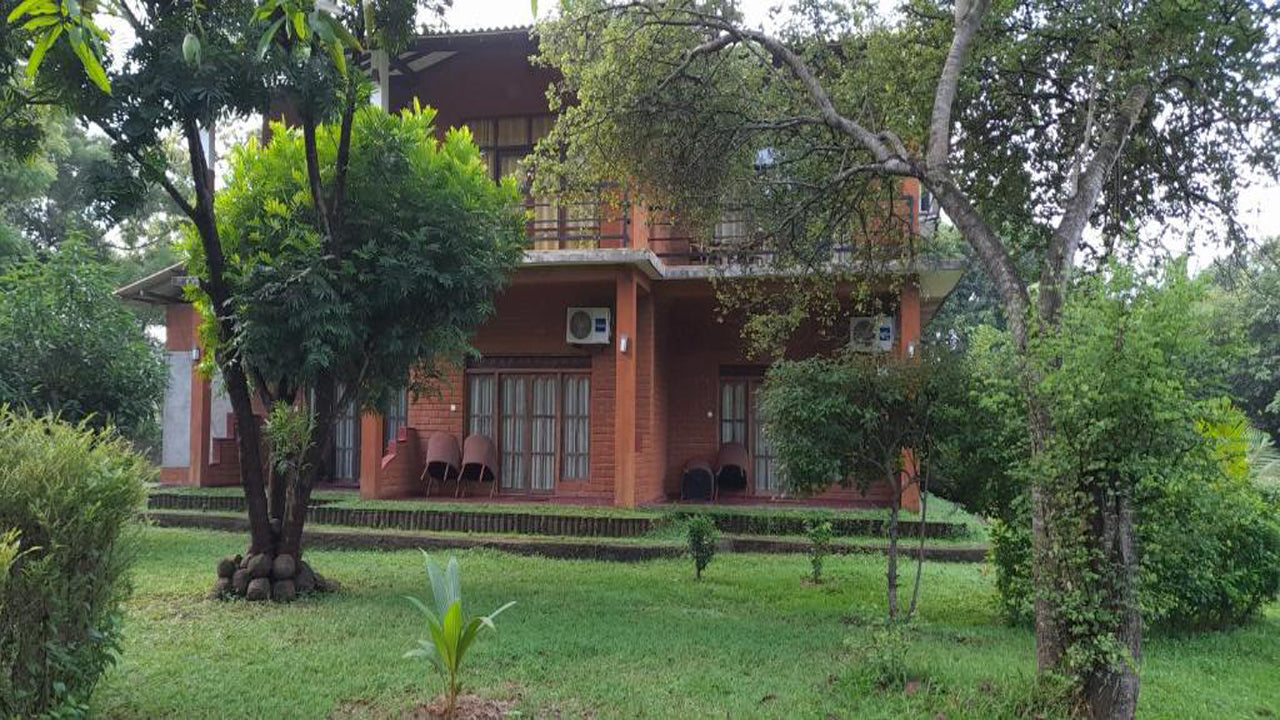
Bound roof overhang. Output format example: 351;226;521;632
114;263;190;305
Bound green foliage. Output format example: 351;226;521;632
760;352;965;497
806;520;833;584
850;623;912;689
264;401;316;481
0;241;165;441
404;554;514;719
989;265;1280;633
6;0;113;92
181;104;524;412
686;515;718;581
1209;238;1280;447
0;409;149;719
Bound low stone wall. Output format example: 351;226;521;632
146;492;973;540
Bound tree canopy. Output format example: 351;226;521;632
182;105;525;414
0;240;165;441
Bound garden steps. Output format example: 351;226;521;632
147;490;973;541
143;510;988;563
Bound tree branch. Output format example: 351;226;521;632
926;0;991;171
1041;82;1152;320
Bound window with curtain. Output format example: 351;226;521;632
720;375;781;495
720;380;748;445
562;375;590;480
466;367;590;492
382;386;408;454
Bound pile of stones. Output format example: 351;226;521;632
211;552;338;602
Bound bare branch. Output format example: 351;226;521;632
926;0;991;171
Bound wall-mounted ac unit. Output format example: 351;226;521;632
849;316;895;353
566;307;612;345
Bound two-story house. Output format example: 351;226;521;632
116;26;964;510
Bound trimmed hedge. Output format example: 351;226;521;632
0;410;149;718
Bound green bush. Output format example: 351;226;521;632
686;515;719;580
806;520;833;583
987;267;1280;631
0;409;149;718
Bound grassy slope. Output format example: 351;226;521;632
94;527;1278;720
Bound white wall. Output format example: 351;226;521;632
162;351;192;468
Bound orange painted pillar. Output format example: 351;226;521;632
899;278;922;513
614;269;638;507
358;412;384;500
189;359;212;486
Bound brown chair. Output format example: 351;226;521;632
420;433;462;497
459;434;500;498
714;443;750;498
680;460;715;501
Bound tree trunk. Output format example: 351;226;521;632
1083;487;1141;720
180;121;274;556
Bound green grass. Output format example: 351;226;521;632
94;527;1277;720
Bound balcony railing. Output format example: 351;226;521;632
525;194;629;250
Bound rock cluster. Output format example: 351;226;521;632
211;552;338;602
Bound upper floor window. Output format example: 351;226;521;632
465;115;556;182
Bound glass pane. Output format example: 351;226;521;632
500;376;527;489
531;375;557;491
468;375;495;439
467;119;494;148
752;385;778;493
721;381;746;445
530;114;555;143
498;151;525;181
562;376;589;479
497;117;528;147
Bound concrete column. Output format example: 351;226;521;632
614;269;638;507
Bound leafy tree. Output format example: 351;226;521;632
991;267;1280;632
761;352;961;620
1210;239;1280;447
6;0;490;591
0;240;165;441
182;106;523;568
533;2;1280;714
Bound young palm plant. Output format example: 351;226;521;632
404;554;514;719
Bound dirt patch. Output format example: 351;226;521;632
404;695;517;720
328;695;518;720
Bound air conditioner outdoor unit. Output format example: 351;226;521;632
849;316;895;353
566;307;612;345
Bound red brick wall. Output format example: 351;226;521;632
402;277;617;501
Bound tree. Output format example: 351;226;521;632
1210;238;1280;447
760;352;960;620
183;105;523;576
0;240;165;441
533;1;1280;716
6;0;489;592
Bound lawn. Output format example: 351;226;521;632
94;526;1279;720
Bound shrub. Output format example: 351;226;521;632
806;520;833;583
404;554;514;720
0;409;149;718
686;515;719;580
987;267;1280;631
0;242;166;443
